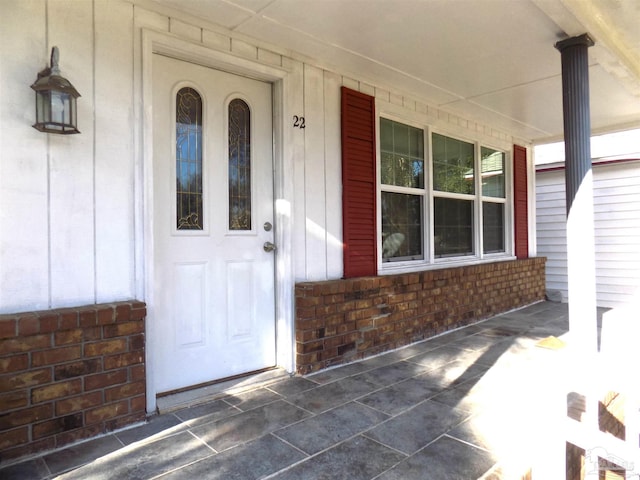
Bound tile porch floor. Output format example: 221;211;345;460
2;301;588;480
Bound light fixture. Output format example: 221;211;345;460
31;46;81;134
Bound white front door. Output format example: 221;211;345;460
152;54;276;394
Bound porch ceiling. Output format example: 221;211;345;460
146;0;640;144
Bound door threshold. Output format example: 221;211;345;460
156;367;290;414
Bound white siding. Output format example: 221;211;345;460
0;0;532;313
0;0;137;312
536;162;640;308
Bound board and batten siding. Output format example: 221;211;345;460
0;0;136;313
536;160;640;308
1;0;532;314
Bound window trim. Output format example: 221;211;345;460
376;110;515;274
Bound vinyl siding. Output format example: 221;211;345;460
536;161;640;307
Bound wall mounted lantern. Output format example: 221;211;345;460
31;46;81;134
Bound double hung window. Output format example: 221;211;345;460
379;117;509;267
380;118;425;261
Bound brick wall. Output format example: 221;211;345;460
0;301;146;465
295;258;546;374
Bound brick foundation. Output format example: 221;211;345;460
295;258;546;374
0;301;146;465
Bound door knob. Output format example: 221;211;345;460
263;241;276;253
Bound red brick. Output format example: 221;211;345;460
129;333;144;351
104;350;144;370
85;400;129;424
103;321;143;338
56;391;103;416
323;336;346;349
356;318;373;329
355;299;373;309
326;314;345;326
296;296;322;307
38;313;60;333
85;338;128;357
130;364;145;382
130;394;146;413
0;368;52;391
0;353;29;373
97;308;115;325
55;328;82;345
296;306;316;320
336;301;356;313
54;359;102;380
104;381;145;402
31;345;82;367
0;317;17;339
0;426;29;450
115;304;131;322
296;352;319;365
320;347;339;360
296;329;318;342
0;404;53;429
32;379;82;403
58;310;79;329
33;413;83;439
300;340;323;354
79;309;97;327
0;390;29;411
85;369;128;391
83;326;102;342
297;318;325;330
130;305;146;321
0;334;51;354
17;313;40;336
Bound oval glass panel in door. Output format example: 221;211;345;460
228;99;251;230
176;87;203;230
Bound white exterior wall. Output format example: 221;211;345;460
0;0;136;313
0;0;533;314
536;161;640;308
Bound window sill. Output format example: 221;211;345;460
379;254;517;276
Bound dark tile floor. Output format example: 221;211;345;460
2;301;576;480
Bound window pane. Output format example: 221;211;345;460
228;99;251;230
432;133;474;194
176;87;203;230
481;147;505;198
380;118;424;188
483;202;505;253
434;197;473;257
381;192;423;261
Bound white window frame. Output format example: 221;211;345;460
376;111;515;275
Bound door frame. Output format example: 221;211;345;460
140;29;295;413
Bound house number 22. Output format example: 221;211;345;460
293;115;306;129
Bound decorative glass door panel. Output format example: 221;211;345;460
228;99;251;231
176;87;203;230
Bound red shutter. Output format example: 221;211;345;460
513;144;529;259
341;87;377;278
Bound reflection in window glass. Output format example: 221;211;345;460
176;87;203;230
483;202;505;253
228;99;251;230
381;192;423;261
481;147;505;198
380;118;424;188
433;133;474;194
434;197;474;257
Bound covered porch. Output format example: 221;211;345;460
4;301;634;479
